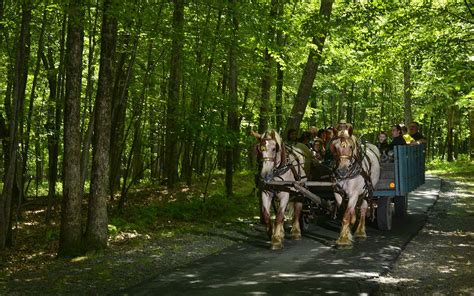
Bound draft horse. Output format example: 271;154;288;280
331;131;380;247
254;130;306;250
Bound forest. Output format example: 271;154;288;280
0;0;472;259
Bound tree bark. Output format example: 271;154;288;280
0;1;31;249
470;109;474;160
403;60;412;125
275;0;285;132
42;11;65;222
225;0;239;197
447;105;454;162
165;0;185;187
258;0;278;133
80;1;100;190
85;0;117;251
22;4;48;199
285;0;334;133
59;0;85;257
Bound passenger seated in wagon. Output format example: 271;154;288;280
377;131;390;163
408;121;427;144
385;124;407;162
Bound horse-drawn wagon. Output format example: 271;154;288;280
257;129;426;249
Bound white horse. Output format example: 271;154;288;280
330;131;380;247
254;130;306;250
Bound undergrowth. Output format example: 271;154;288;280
427;158;474;184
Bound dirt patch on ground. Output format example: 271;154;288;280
376;179;474;294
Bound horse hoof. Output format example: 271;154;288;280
271;243;283;250
354;233;367;240
336;243;353;249
292;234;302;240
336;238;353;248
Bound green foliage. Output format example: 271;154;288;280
427;158;474;184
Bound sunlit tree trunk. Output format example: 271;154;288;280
285;0;333;133
59;0;85;257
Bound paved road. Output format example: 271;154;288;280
122;176;440;295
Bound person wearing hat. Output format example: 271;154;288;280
336;119;357;143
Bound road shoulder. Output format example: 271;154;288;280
375;179;474;294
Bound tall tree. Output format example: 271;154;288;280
85;0;117;251
43;13;67;224
470;109;474;160
225;0;239;197
285;0;334;133
258;0;278;133
403;60;412;125
59;0;85;257
0;0;32;249
165;0;184;187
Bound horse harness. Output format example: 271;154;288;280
331;136;375;202
258;138;306;186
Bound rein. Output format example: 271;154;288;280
258;138;305;184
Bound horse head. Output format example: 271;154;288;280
331;131;358;178
253;130;285;179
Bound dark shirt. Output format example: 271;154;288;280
377;142;390;154
388;136;406;150
410;132;426;142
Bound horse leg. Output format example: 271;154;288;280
271;192;288;250
261;191;273;240
355;199;368;240
336;194;357;247
334;193;343;219
291;201;302;240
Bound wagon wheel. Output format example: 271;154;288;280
376;196;393;231
299;199;314;233
394;194;408;217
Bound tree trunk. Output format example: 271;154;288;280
110;32;135;196
0;1;32;249
42;16;64;222
22;4;48;199
285;0;334;133
338;86;346;123
59;0;85;257
275;62;284;132
258;0;278;133
85;0;117;252
132;42;153;183
470;109;474;160
80;1;99;190
346;83;354;124
275;0;285;132
165;0;185;187
225;0;239;197
403;60;412;125
447;105;454;162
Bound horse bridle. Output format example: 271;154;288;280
332;136;357;161
258;138;279;163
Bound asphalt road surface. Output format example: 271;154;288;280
123;176;440;295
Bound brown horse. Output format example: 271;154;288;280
331;131;380;247
254;130;306;250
